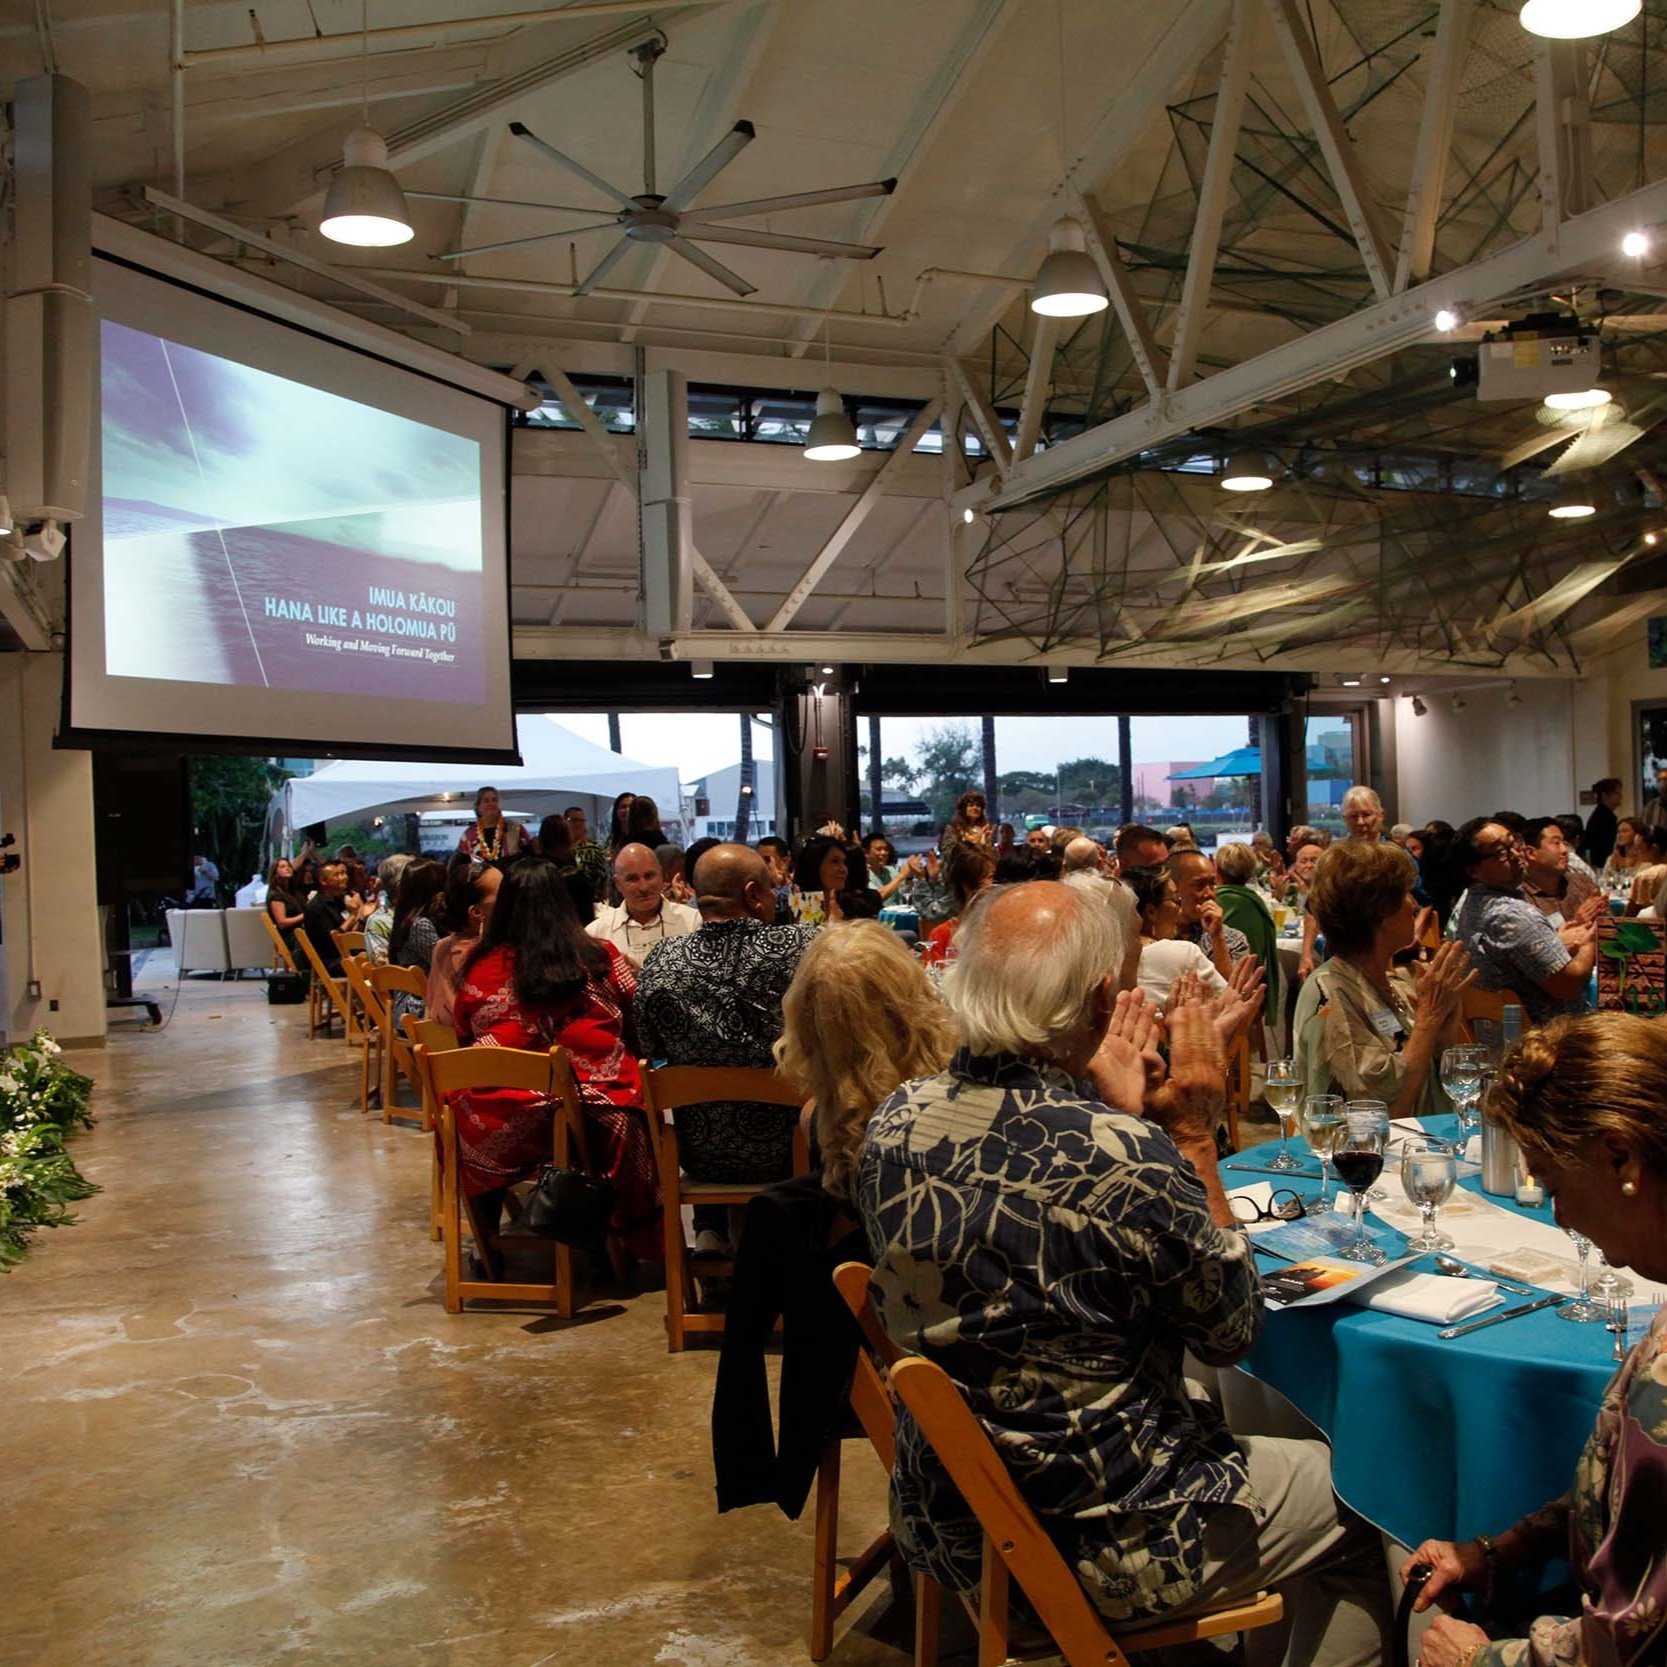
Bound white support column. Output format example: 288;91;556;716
1168;0;1256;390
765;400;943;633
1263;0;1396;300
1393;0;1473;293
0;654;106;1048
1073;188;1169;400
640;369;694;639
1536;37;1593;231
941;372;967;643
1012;317;1058;464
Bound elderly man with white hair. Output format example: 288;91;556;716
857;880;1389;1666
1298;785;1386;980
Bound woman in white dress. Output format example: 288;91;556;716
1126;863;1228;1010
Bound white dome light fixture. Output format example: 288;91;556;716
803;388;860;462
1434;306;1461;333
1519;0;1640;37
321;126;414;246
1622;230;1651;259
1031;217;1109;319
1220;449;1274;492
1544;386;1613;411
1548;486;1597;519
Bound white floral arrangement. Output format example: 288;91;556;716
0;1028;96;1268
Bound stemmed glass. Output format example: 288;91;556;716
1346;1099;1391;1201
1559;1230;1607;1322
1400;1138;1458;1252
1440;1045;1485;1140
1301;1094;1345;1208
1264;1060;1304;1172
1593;1248;1634;1303
1335;1111;1389;1263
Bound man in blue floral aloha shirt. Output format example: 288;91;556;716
857;880;1391;1667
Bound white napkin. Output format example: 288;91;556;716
1344;1268;1502;1325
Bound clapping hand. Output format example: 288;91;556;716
1559;919;1597;950
1145;981;1229;1140
1573;893;1607;928
1087;988;1164;1116
1412;939;1474;1027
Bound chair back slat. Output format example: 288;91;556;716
404;1015;458;1054
372;964;427;1001
337;930;367;955
833;1261;903;1368
259;909;299;975
338;947;388;1026
642;1064;804;1116
422;1042;562;1098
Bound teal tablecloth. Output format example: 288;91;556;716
1235;1116;1617;1549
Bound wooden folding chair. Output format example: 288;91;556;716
418;1043;598;1317
297;929;352;1041
640;1063;807;1352
404;1016;460;1240
1460;985;1522;1038
870;1288;1284;1667
259;909;300;977
337;945;387;1113
369;964;426;1121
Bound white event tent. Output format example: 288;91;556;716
280;716;682;842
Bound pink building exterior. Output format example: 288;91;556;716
1132;760;1218;804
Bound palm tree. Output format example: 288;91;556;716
734;712;754;845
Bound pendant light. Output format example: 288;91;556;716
804;322;860;462
1548;485;1597;519
1544;385;1612;411
320;0;414;247
1219;449;1274;492
1519;0;1640;38
1031;0;1107;319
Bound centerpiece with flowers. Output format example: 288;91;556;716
0;1028;97;1268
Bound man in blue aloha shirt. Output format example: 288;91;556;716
858;881;1390;1667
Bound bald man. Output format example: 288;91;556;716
635;843;819;1255
1062;835;1108;876
585;840;700;970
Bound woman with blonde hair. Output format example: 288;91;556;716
1403;1011;1667;1667
775;921;958;1202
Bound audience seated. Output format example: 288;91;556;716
364;854;413;965
1293;841;1472;1116
606;792;635;857
921;844;996;965
303;861;355;976
626;795;668;850
789;834;860;924
856;880;1385;1653
587;842;700;970
425;856;500;1030
1127;863;1227;1008
1060;834;1106;876
1452;818;1596;1027
634;845;817;1257
657;842;694;904
1518;815;1601;924
386;857;448;1023
1603;815;1644;885
451;857;660;1263
861;833;907;902
265;857;307;950
1214;842;1279;1025
563;805;611;904
1114;822;1170;872
1170;846;1247;975
1626;824;1667;914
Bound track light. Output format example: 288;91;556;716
1047;665;1069;684
820;665;836;676
1220;450;1274;492
962;507;976;524
1548;487;1597;520
1341;676;1362;687
1544;386;1611;411
320;127;414;246
804;388;860;461
1031;217;1109;319
690;659;714;679
1434;307;1461;333
1379;675;1392;685
1623;230;1651;259
1411;695;1428;717
1519;0;1640;38
21;521;65;562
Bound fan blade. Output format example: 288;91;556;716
406;191;614;215
508;121;639;212
680;178;897;223
664;235;756;296
689;224;882;260
574;235;637;296
439;220;620;261
661;120;755;214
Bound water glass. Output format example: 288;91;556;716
1264;1060;1304;1172
1334;1112;1388;1264
1345;1099;1391;1201
1439;1045;1485;1137
1301;1094;1345;1207
1593;1247;1633;1303
1400;1138;1457;1252
1559;1230;1606;1322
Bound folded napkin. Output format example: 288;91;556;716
1344;1268;1502;1325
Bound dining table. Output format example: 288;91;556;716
1224;1114;1656;1553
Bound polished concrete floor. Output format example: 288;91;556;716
0;974;903;1667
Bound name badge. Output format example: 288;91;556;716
1368;1007;1404;1039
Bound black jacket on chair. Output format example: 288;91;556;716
711;1175;867;1518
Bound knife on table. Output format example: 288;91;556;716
1437;1293;1564;1339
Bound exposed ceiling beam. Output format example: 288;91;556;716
0;559;55;651
1072;187;1168;400
1262;0;1396;301
764;399;942;632
1012;319;1058;464
1167;0;1255;391
947;358;1014;477
1535;37;1593;231
959;175;1667;512
1393;0;1473;293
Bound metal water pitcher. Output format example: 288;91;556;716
1478;1068;1520;1197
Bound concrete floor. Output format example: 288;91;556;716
0;974;905;1667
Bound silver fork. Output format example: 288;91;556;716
1608;1293;1629;1362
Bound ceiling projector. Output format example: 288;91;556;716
1474;312;1601;403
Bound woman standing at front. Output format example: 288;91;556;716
940;790;993;855
457;786;533;866
1404;1011;1667;1667
450;859;660;1267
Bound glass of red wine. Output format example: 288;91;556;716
1334;1110;1388;1264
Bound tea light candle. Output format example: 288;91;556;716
1515;1174;1546;1208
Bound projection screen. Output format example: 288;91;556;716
67;256;517;762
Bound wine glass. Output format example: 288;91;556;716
1335;1111;1388;1263
1400;1138;1457;1252
1301;1094;1345;1207
1345;1099;1391;1201
1264;1060;1304;1172
1593;1247;1634;1303
1439;1045;1484;1138
1559;1230;1607;1322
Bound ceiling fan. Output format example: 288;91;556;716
438;35;896;296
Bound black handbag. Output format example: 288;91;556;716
266;973;306;1006
519;1163;614;1249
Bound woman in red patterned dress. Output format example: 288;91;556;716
451;858;661;1263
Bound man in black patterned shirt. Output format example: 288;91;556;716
636;844;816;1255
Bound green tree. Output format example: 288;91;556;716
913;722;981;828
189;756;291;896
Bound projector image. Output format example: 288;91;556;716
1475;319;1601;403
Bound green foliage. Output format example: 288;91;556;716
0;1029;97;1269
913;723;982;826
190;756;292;896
